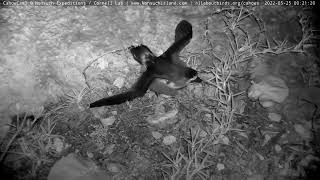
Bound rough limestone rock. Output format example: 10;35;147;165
162;135;177;145
48;153;110;180
248;75;289;107
268;112;282;122
0;7;208;120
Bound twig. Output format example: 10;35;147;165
82;49;124;89
0;115;27;163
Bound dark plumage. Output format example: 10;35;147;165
90;20;201;108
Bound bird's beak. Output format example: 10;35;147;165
190;76;202;83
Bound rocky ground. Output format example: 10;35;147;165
1;4;320;180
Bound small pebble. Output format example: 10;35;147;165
268;113;281;122
151;131;163;139
163;135;176;145
216;163;225;171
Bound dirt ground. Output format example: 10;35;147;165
1;4;320;180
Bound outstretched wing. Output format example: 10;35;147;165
175;20;193;43
90;69;155;108
162;20;192;59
